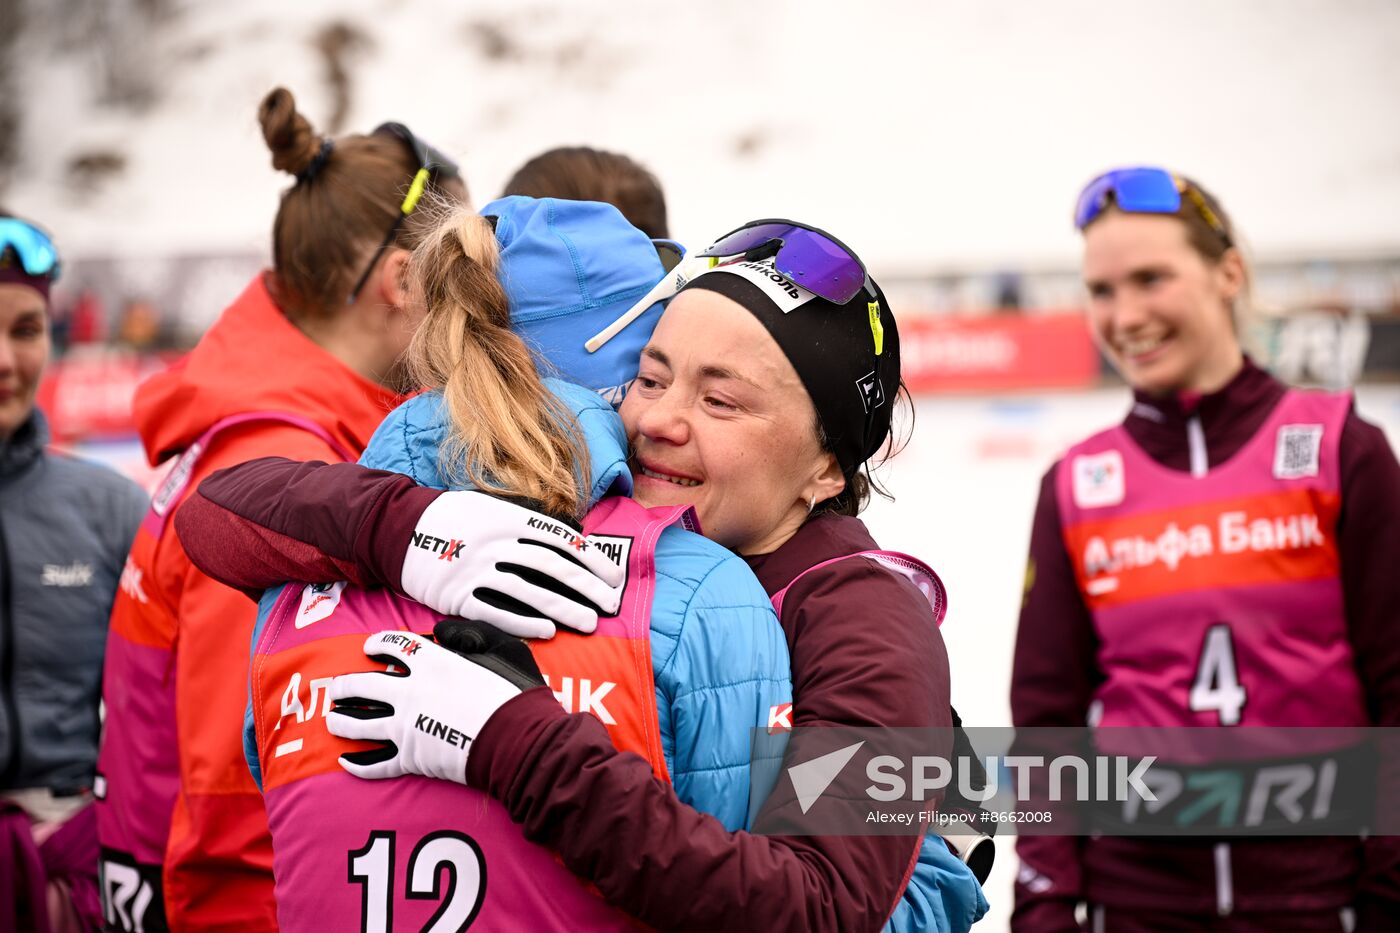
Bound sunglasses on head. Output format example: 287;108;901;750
584;218;876;353
0;217;60;280
346;122;462;304
699;218;875;306
1074;166;1232;248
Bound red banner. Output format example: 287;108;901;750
36;348;180;443
900;311;1099;392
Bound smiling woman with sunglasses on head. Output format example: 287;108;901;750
1011;167;1400;932
89;87;484;933
0;213;147;933
173;216;990;931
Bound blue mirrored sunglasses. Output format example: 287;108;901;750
698;218;873;305
0;217;60;279
1074;166;1231;247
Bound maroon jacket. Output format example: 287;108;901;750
1010;361;1400;931
177;467;952;931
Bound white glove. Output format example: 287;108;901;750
327;627;539;783
402;491;625;639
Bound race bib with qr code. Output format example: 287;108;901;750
1273;424;1323;479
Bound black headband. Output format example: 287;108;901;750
681;261;899;475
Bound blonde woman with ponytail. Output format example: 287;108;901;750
175;197;793;931
404;209;587;519
94;87;484;932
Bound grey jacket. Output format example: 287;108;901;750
0;409;146;792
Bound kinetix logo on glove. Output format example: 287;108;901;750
379;632;423;656
411;532;466;562
525;516;590;552
416;713;471;749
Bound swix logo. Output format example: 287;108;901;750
525;516;589;552
411;532;465;561
768;703;794;733
545;674;617;724
119;557;148;604
43;562;93;587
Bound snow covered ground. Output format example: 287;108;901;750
12;0;1400;275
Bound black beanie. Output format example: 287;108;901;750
681;257;900;475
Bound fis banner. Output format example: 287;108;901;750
900;312;1099;393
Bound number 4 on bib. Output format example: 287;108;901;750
1189;623;1247;725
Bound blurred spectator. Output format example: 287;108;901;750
0;210;146;933
115;299;161;351
65;291;105;346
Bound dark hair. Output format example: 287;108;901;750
814;381;915;517
258;87;470;318
502;146;668;239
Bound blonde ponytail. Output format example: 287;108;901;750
406;206;588;519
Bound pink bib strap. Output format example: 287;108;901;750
142;411;355;539
771;549;947;624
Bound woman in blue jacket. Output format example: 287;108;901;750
179;197;986;931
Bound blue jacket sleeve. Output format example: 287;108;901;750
649;534;793;831
883;834;990;933
245;585;289;791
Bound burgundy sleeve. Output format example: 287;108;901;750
1337;411;1400;931
466;561;949;932
1009;465;1098;933
174;457;440;596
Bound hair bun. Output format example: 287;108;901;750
258;87;324;177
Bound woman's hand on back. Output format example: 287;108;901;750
401;490;625;639
327;619;545;783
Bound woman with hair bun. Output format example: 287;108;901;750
93;88;616;933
